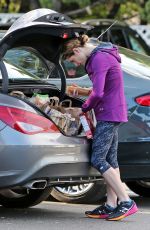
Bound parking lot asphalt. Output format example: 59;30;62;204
0;194;150;230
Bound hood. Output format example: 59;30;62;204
90;42;121;63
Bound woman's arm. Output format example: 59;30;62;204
66;85;92;96
82;53;109;112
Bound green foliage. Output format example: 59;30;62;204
0;0;20;13
0;0;150;25
88;4;108;19
62;0;90;8
116;2;141;20
140;0;150;23
39;0;53;8
40;0;91;9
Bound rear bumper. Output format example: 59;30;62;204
0;127;100;188
0;162;100;189
0;126;150;187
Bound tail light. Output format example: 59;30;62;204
0;106;59;135
135;94;150;106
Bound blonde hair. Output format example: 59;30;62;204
62;34;89;59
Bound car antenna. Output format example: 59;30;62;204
96;20;118;40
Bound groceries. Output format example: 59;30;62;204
9;90;26;99
29;93;50;108
9;91;95;137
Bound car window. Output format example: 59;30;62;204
110;29;127;47
62;60;86;78
0;61;40;80
4;48;49;79
128;34;147;55
88;27;112;42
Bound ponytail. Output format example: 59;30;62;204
62;34;89;59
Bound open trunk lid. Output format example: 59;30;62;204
0;8;92;94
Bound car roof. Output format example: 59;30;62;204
83;19;127;27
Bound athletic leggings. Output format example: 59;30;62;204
91;121;120;174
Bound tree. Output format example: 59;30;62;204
19;0;41;12
1;0;150;24
0;0;41;13
140;0;150;23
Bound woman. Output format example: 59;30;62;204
62;35;138;221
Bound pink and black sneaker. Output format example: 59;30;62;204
107;200;138;221
85;204;115;219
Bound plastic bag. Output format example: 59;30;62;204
29;93;50;108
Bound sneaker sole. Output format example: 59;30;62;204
85;214;109;219
107;203;138;221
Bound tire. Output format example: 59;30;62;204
0;187;52;208
50;181;106;204
126;180;150;197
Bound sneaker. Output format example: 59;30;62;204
85;204;115;219
107;200;138;221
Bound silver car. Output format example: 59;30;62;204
0;9;150;206
0;9;105;208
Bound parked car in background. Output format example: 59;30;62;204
0;13;24;30
83;19;150;55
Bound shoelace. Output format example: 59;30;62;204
92;205;106;214
118;207;129;214
115;203;130;214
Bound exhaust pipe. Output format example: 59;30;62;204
24;180;47;190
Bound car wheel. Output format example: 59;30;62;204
126;180;150;197
50;181;106;204
0;187;52;208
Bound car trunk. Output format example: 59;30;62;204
6;80;86;136
0;9;93;136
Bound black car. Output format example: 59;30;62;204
83;19;150;55
0;13;24;30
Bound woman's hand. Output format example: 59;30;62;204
66;84;79;96
66;84;92;97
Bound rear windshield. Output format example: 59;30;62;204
120;47;150;80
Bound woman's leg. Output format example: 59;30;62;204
105;128;120;207
106;168;120;207
105;125;128;204
91;121;120;205
104;124;130;202
86;121;137;220
85;121;119;218
103;167;130;202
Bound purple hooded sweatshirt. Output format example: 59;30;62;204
82;42;128;122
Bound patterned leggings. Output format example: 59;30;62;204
91;121;120;174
